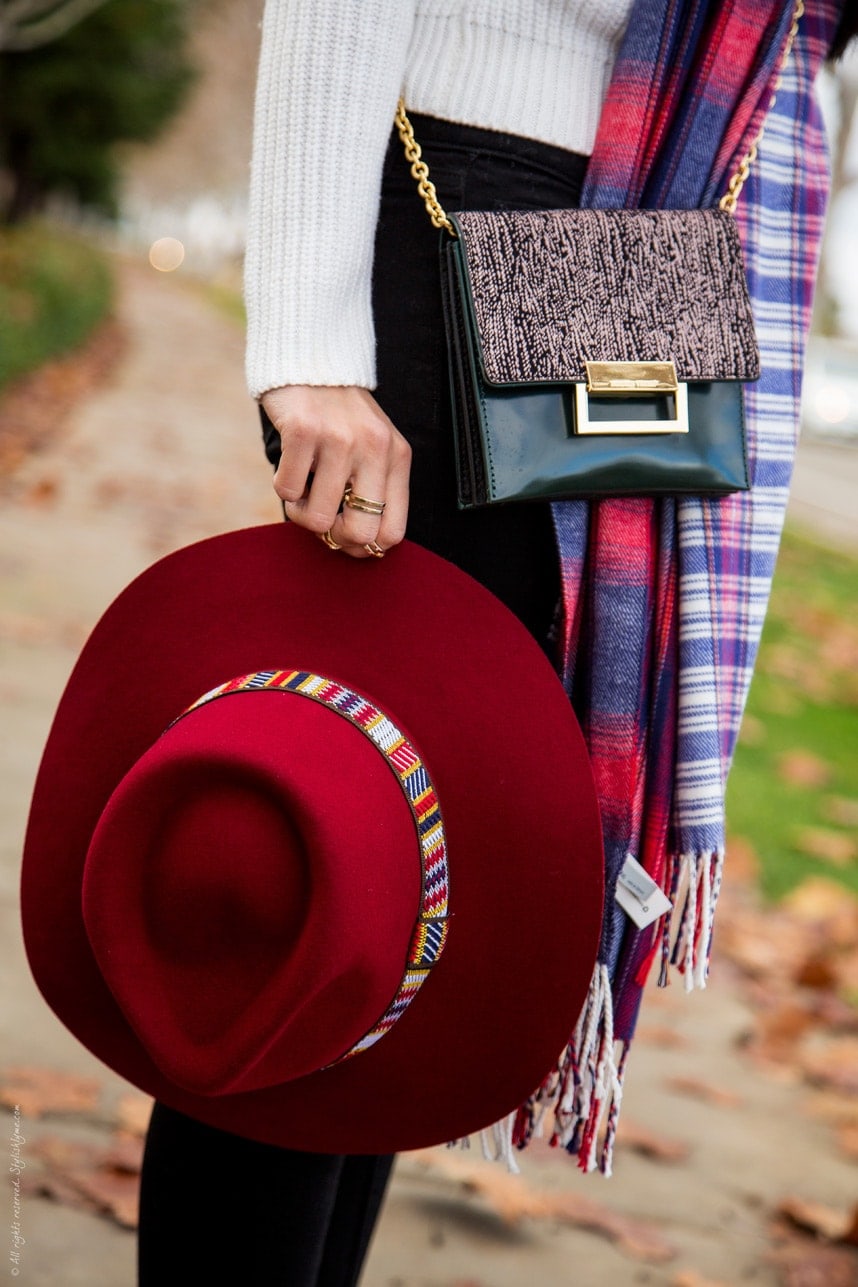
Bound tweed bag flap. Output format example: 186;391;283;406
453;208;759;387
441;206;760;507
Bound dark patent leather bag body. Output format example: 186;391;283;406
440;207;760;508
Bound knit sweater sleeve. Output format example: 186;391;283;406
244;1;417;399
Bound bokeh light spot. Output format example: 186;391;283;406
149;237;186;272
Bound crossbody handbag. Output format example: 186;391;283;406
394;0;803;507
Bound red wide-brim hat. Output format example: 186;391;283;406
22;524;603;1153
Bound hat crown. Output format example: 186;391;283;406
83;683;431;1095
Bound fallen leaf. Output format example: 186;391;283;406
793;827;857;867
548;1189;676;1263
767;1237;858;1287
65;1167;139;1230
799;1037;858;1095
664;1076;743;1107
410;1150;676;1263
834;949;858;999
0;1067;101;1119
794;953;840;990
820;624;858;676
750;1001;818;1061
23;477;59;506
671;1273;733;1287
104;1134;144;1174
846;1208;858;1249
759;688;802;717
782;879;858;949
802;1088;858;1128
763;643;811;683
27;1131;142;1230
738;714;766;746
616;1118;691;1163
635;1024;690;1050
114;1093;153;1139
813;991;858;1033
20;1170;97;1219
822;798;858;829
716;902;817;980
723;834;760;882
835;1120;858;1162
778;1196;855;1242
777;751;834;790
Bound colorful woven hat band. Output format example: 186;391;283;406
175;669;450;1066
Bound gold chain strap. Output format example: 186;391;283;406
394;98;456;235
397;0;804;230
719;0;805;214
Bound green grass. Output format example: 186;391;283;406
199;279;245;325
0;222;113;390
727;528;858;901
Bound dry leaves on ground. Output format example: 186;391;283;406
776;1196;858;1246
766;1238;858;1287
671;1272;734;1287
114;1092;153;1139
21;1132;143;1230
715;877;858;1077
0;318;125;482
821;797;858;829
2;1078;156;1231
776;751;834;789
0;1066;101;1120
663;1075;743;1108
798;1036;858;1096
613;1117;691;1163
767;1199;858;1287
792;827;857;867
635;1023;691;1050
803;1089;858;1163
409;1149;676;1263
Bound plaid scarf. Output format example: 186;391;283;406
480;0;838;1176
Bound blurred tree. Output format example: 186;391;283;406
0;0;196;224
0;1;112;51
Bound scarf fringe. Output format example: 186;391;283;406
542;961;627;1176
450;849;724;1177
659;848;725;991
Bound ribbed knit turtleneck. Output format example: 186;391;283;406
244;1;633;398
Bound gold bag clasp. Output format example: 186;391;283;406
574;360;689;435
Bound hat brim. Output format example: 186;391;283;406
22;525;603;1153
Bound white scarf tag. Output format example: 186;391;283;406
615;854;673;930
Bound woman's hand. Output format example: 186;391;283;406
261;386;412;558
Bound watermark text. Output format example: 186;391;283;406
9;1106;25;1277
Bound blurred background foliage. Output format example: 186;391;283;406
0;0;198;389
0;0;196;226
0;221;112;387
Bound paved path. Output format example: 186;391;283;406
1;258;855;1286
788;437;858;554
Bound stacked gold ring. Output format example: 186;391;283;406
363;542;385;559
343;486;386;517
319;529;342;551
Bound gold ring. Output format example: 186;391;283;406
363;541;385;559
343;486;386;516
319;528;342;551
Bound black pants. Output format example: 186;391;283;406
138;116;587;1287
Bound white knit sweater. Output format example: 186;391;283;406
244;0;633;399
